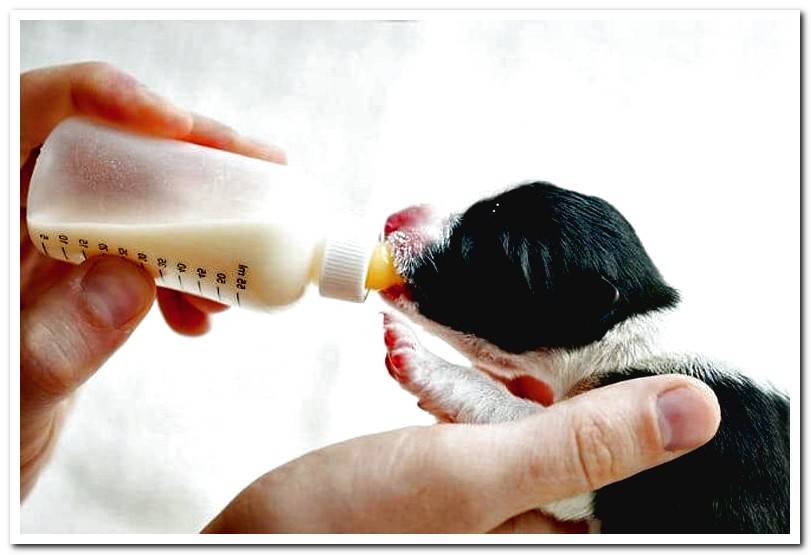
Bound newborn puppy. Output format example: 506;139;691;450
380;182;789;534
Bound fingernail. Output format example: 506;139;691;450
82;258;154;327
656;386;716;451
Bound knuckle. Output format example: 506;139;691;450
71;62;138;108
571;413;621;490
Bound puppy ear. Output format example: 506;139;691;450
561;273;620;319
597;275;621;309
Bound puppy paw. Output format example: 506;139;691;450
382;312;541;424
383;312;459;422
382;313;431;393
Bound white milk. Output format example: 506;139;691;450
27;220;323;309
26;117;400;308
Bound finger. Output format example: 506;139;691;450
436;374;721;530
203;375;719;533
19;147;38;210
182;113;287;164
156;288;211;336
182;294;229;314
21;61;193;170
21;399;70;499
20;256;155;409
20;253;73;310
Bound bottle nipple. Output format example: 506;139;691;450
319;234;405;302
365;242;404;291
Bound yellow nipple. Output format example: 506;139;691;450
366;242;404;290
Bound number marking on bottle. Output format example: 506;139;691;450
39;234;49;256
176;262;187;287
58;234;69;259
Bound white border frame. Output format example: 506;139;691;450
10;9;801;545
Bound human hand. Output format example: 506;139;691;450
20;62;286;498
204;374;720;533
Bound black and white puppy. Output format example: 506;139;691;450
379;182;789;534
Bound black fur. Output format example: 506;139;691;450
403;181;790;533
406;182;679;353
594;361;790;534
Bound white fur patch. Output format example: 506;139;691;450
540;492;595;522
384;293;668;402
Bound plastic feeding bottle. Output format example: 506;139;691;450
26;117;403;309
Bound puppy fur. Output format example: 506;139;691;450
381;182;789;534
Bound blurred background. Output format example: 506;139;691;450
20;15;798;533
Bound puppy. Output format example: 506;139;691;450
379;182;789;533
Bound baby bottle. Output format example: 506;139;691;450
26;117;403;309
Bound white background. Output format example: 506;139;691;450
19;14;798;533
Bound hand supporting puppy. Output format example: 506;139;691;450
204;366;719;533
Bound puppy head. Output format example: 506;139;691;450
382;182;679;354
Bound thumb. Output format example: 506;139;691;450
438;374;721;530
203;375;720;534
21;256;155;408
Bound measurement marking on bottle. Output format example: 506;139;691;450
41;242;48;256
177;275;183;287
236;292;241;306
158;268;164;281
81;250;87;260
216;286;221;300
61;247;69;260
140;262;145;270
197;280;202;294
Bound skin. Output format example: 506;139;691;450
204;375;721;533
20;62;722;534
20;62;286;497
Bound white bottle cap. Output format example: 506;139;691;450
318;230;374;303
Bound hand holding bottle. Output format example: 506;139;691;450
19;62;286;497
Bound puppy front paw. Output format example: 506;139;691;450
382;313;542;424
383;313;454;421
382;312;422;387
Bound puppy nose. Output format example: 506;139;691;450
384;205;433;237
